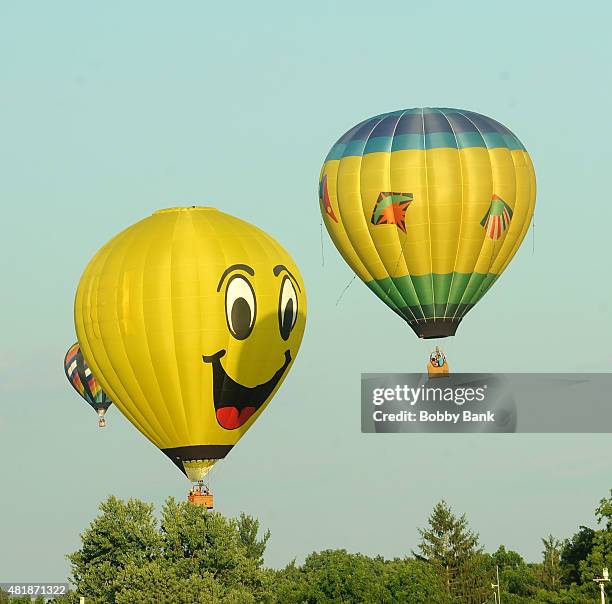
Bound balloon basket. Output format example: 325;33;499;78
188;483;214;509
428;363;449;378
188;493;214;509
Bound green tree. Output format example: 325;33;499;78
560;526;594;585
159;498;269;599
269;560;310;603
112;559;228;604
270;553;450;603
236;512;270;567
66;496;271;603
490;547;541;599
417;500;487;603
382;558;451;603
67;496;162;602
531;584;593;603
541;535;562;591
493;544;524;569
579;490;612;598
298;549;388;603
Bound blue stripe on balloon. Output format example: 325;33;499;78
326;132;525;159
326;109;526;159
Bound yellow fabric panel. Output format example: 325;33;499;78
470;147;517;275
423;148;463;274
322;147;535;280
445;147;492;275
75;207;307;454
336;155;390;280
320;162;373;283
492;151;537;275
362;151;426;276
183;459;217;482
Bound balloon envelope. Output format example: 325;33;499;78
74;207;306;481
64;342;113;416
319;107;536;338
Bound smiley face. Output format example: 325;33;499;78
203;263;302;430
75;206;306;480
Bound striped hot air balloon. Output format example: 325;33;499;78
319;107;536;338
64;342;113;427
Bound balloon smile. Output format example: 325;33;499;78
202;349;292;430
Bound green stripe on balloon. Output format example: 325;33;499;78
366;272;500;318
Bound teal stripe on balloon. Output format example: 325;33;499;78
364;136;393;154
425;132;459;148
502;133;525;150
325;144;346;161
344;139;368;157
392;133;425;151
325;133;525;160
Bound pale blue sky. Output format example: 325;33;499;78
1;0;611;582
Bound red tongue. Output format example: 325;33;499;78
216;406;257;430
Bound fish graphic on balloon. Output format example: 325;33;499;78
480;194;513;240
74;207;306;499
370;192;413;233
319;174;338;223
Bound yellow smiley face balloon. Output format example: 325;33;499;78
74;207;306;481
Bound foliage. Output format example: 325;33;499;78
540;535;562;591
66;496;270;604
48;486;612;603
381;557;450;603
560;526;594;585
272;551;449;603
236;513;270;568
578;490;612;599
417;499;487;603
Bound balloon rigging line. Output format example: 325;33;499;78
475;239;496;301
382;231;422;324
336;275;356;306
320;218;325;267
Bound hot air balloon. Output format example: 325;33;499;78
64;342;113;427
319;107;536;338
74;207;306;505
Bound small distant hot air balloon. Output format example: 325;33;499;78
319;107;536;338
64;343;113;427
74;207;306;506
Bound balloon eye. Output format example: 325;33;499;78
278;276;298;341
225;276;256;340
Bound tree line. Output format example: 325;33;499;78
2;489;612;603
